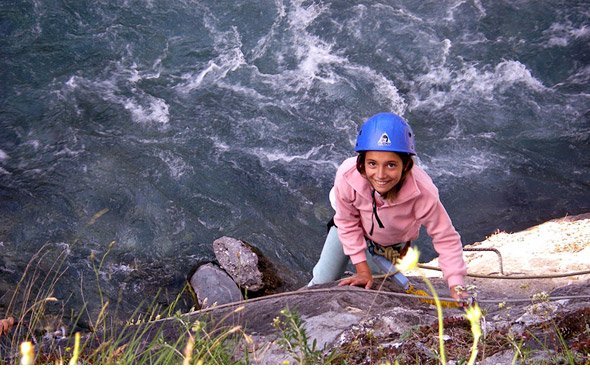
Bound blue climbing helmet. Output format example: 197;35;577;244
355;113;416;155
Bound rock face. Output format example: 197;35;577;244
188;263;243;309
189;214;590;364
212;236;281;293
38;214;590;365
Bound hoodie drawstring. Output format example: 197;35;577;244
369;189;385;236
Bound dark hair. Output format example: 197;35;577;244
356;151;414;201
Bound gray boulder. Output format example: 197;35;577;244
189;262;243;309
213;236;281;293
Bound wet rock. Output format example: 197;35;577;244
213;236;281;293
189;262;243;309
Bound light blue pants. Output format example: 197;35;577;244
308;226;410;289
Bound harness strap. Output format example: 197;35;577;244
367;239;411;264
372;245;400;263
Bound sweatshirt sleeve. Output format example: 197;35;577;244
333;173;369;265
414;179;467;288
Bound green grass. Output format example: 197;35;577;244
1;241;589;365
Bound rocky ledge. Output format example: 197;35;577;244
29;214;590;364
182;213;590;364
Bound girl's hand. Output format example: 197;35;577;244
0;317;15;336
338;261;373;289
338;272;373;289
450;285;472;308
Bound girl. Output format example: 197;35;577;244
309;113;470;303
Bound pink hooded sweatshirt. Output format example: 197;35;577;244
333;157;467;288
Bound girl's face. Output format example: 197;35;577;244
364;151;404;195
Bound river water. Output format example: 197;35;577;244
1;0;589;320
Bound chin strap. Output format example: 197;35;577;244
369;189;385;236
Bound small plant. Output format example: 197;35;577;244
464;303;482;365
2;242;71;364
395;246;449;364
1;238;252;365
272;306;333;364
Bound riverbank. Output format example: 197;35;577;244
1;213;589;365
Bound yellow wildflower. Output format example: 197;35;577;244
395;246;420;272
20;341;35;365
69;332;81;365
464;303;483;365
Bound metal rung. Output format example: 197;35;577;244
463;247;504;276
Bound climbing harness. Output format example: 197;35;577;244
365;239;458;307
367;238;410;264
365;237;464;308
372;243;399;263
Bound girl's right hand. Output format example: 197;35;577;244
450;285;473;308
338;261;373;289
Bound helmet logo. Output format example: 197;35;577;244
377;133;391;146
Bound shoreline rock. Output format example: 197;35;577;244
188;236;285;309
192;213;590;364
188;262;243;309
8;213;590;365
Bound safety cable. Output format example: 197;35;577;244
187;267;590;317
182;281;590;319
290;287;590;305
182;246;590;317
419;246;590;279
418;264;590;279
183;269;590;317
180;287;590;321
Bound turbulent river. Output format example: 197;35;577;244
1;0;589;320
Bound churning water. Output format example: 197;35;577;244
1;0;589;319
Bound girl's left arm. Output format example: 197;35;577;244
415;191;467;290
